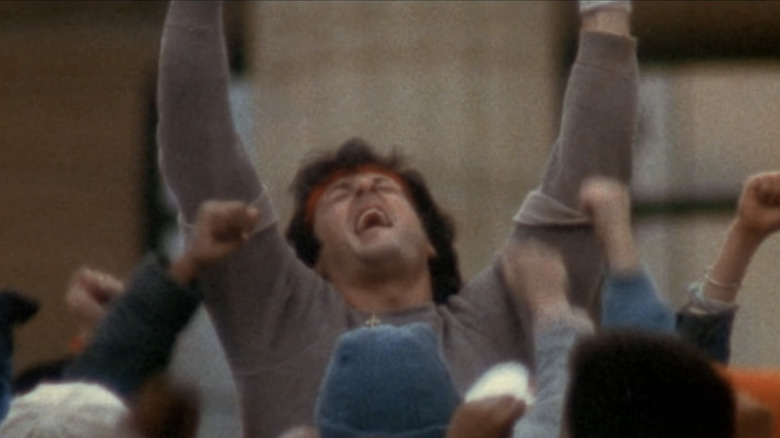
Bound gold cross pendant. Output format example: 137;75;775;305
365;314;382;327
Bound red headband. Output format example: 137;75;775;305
304;165;410;225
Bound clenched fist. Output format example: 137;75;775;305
170;200;260;285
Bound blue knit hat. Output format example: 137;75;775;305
315;323;461;438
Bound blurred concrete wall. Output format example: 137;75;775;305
634;63;780;367
0;2;164;371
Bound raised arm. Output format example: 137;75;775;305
516;2;636;222
699;171;780;303
678;170;780;363
507;1;638;315
65;267;125;352
64;201;258;397
500;240;594;438
157;0;263;223
579;177;675;333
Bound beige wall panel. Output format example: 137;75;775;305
0;22;159;370
675;63;780;196
635;63;780;367
250;1;564;279
638;215;780;367
636;216;730;307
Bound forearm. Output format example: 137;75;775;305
168;251;200;286
676;224;750;362
602;222;640;276
157;0;261;222
511;21;638;318
515;315;594;438
703;220;764;303
64;256;202;397
539;31;638;211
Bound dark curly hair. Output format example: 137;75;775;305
565;330;735;438
285;137;461;303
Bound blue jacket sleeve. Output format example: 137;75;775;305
601;270;675;334
675;308;735;364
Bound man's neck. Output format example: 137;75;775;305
333;266;434;313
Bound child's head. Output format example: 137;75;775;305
0;378;200;438
564;330;736;438
0;382;139;438
315;323;462;438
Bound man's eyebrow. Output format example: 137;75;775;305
374;175;400;184
323;179;354;196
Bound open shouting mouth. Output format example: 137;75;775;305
355;207;392;233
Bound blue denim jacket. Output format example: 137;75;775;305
600;270;735;364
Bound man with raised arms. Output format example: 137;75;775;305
156;1;637;436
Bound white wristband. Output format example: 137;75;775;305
685;282;738;316
579;0;632;14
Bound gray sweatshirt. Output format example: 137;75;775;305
157;2;638;438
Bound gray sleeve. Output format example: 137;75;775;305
200;226;346;372
456;261;535;368
513;314;594;438
517;31;638;220
157;0;341;373
157;0;265;225
510;31;639;315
